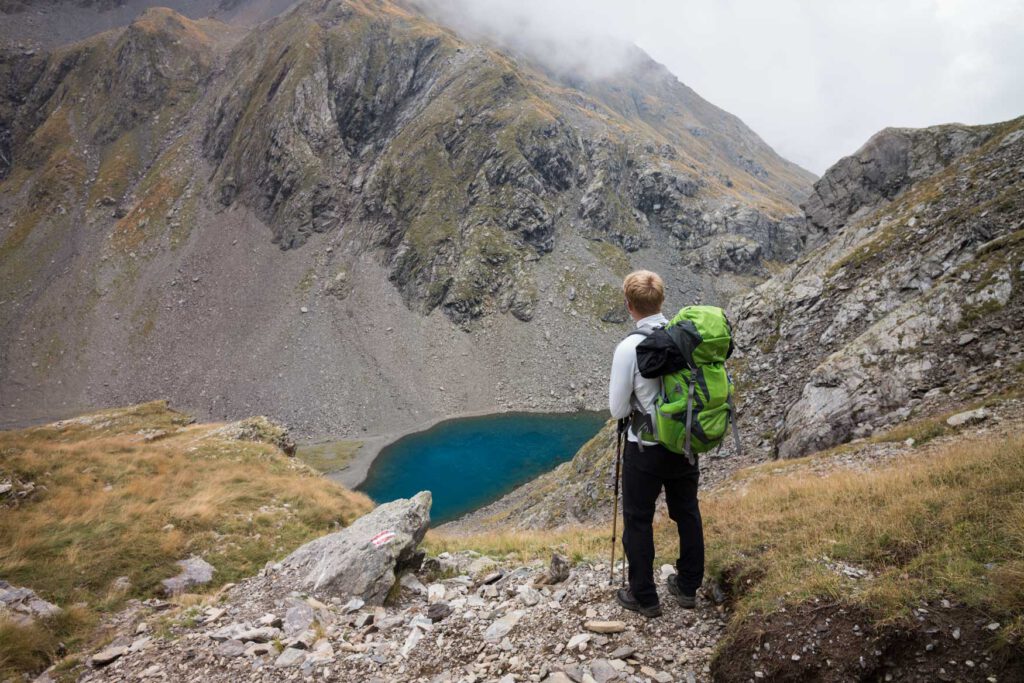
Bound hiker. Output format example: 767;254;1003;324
608;270;704;617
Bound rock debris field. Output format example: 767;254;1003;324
81;558;723;683
74;493;725;683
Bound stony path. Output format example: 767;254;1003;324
79;554;726;683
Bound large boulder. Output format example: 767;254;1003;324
276;491;431;605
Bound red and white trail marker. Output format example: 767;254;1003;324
370;530;396;548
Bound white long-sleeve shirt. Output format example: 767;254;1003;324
609;312;669;444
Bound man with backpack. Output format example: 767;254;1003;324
608;270;708;617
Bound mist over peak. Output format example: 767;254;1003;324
408;0;645;82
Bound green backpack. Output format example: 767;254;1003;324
629;305;741;464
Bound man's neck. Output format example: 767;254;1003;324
634;311;665;328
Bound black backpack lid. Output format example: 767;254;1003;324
635;320;702;379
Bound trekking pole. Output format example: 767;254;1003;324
610;419;624;586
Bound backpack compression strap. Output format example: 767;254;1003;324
624;328;655;450
683;376;696;464
727;392;742;456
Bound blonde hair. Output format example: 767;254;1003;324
623;270;664;316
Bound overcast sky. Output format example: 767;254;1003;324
423;0;1024;175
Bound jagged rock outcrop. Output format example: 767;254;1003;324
0;579;61;626
802;123;996;234
734;117;1024;459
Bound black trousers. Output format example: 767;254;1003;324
621;439;704;607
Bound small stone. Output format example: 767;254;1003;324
986;622;1000;631
952;627;961;640
400;573;427;595
401;626;424;657
300;307;309;314
306;639;335;664
90;645;127;667
480;571;503;585
217;639;245;657
284;602;315;635
589;658;619;683
427;601;452;621
342;597;365;613
956;332;977;346
584;620;626;634
609;646;635;659
427;583;446;604
544;674;574;683
161;556;215;596
237;626;281;643
567;633;591;650
791;654;801;661
257;613;282;627
518;586;541;607
129;636;151;652
292;629;317;650
946;408;989;428
484;610;525;642
275;647;306;668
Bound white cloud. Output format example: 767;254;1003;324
417;0;1024;174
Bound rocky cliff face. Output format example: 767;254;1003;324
802;123;996;234
734;117;1024;459
0;0;814;437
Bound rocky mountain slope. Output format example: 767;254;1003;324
734;116;1024;458
444;116;1024;531
0;0;813;438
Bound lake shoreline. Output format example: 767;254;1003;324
321;407;533;490
351;410;608;524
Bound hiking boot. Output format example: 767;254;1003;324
666;574;697;608
616;588;662;618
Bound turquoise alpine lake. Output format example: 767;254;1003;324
358;412;607;524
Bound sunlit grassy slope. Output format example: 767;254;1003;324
0;401;372;677
430;415;1024;644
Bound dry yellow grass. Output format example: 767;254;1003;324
0;401;372;678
